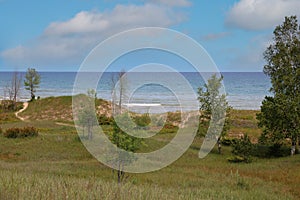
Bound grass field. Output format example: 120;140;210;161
1;97;300;199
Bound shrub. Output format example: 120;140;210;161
222;137;237;146
134;114;151;128
3;127;38;138
252;143;290;158
0;127;2;135
98;114;113;125
231;134;253;163
3;128;19;138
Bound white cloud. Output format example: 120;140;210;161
1;4;185;69
147;0;191;7
226;0;300;30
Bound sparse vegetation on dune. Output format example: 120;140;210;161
18;95;111;122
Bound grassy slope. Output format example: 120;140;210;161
229;110;262;142
1;96;299;199
19;96;111;122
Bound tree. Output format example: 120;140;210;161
78;89;98;140
257;16;300;155
230;134;253;163
108;113;142;184
3;72;22;111
24;68;41;101
111;70;128;115
110;70;144;183
197;74;231;154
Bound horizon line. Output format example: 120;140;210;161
0;70;264;73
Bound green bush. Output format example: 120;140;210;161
268;143;290;157
231;134;253;163
222;137;237;146
3;127;39;138
98;114;113;125
134;114;151;128
252;143;290;158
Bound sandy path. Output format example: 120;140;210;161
15;102;29;121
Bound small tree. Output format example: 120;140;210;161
230;134;253;163
24;68;40;101
111;70;128;115
78;89;98;140
257;16;300;155
198;74;231;154
109;113;142;184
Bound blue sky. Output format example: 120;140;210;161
1;0;299;72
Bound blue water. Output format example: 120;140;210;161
0;72;271;110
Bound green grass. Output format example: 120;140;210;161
0;131;299;199
1;97;300;199
19;96;74;121
229;110;262;141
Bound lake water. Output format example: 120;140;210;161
0;72;272;110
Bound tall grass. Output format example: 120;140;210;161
0;169;293;200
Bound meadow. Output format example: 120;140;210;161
0;96;300;199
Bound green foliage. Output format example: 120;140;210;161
197;74;231;149
77;91;98;140
110;114;142;152
133;114;151;129
98;114;113;125
231;135;253;163
3;127;38;138
109;113;143;183
257;96;291;144
24;68;41;101
252;143;291;158
258;16;300;155
221;137;237;146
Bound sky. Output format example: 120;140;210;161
0;0;299;72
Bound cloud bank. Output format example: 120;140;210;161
1;4;186;69
226;0;300;30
